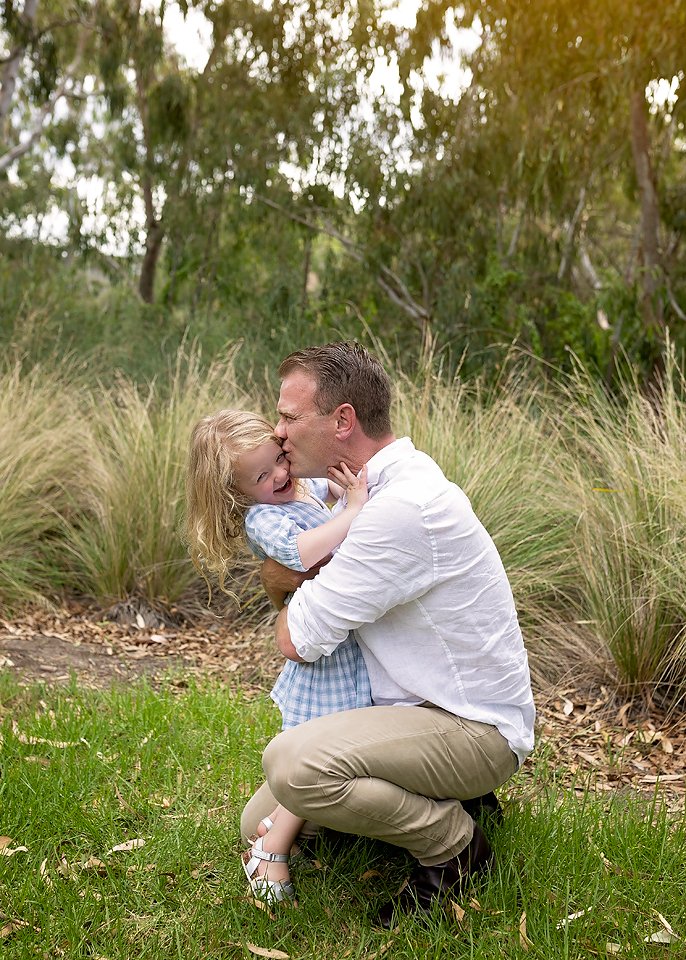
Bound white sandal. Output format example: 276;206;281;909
259;816;274;833
242;836;296;905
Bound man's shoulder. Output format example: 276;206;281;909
376;451;464;504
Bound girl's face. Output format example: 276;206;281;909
234;440;295;505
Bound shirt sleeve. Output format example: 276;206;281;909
286;496;437;661
244;505;312;572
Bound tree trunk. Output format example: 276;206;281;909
300;230;312;317
0;0;39;126
629;87;664;335
139;216;164;303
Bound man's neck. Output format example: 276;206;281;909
331;433;396;475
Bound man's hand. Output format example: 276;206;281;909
275;607;304;662
260;556;325;610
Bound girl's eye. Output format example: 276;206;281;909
257;473;266;483
276;452;286;464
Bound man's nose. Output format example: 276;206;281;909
274;419;287;439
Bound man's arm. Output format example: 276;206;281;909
260;555;326;609
287;497;436;662
275;606;304;662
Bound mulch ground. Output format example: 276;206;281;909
1;602;684;813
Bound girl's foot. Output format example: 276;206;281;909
242;836;295;905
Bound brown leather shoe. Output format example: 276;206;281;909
461;791;504;827
375;822;494;928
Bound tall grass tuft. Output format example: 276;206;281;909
0;361;89;612
559;351;686;707
58;346;257;605
392;357;581;679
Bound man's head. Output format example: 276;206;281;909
275;341;394;476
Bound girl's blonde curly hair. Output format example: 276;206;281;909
184;408;279;594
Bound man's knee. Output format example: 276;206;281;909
263;727;308;802
262;721;337;816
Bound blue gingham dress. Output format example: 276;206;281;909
244;479;372;729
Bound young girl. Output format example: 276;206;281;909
185;409;372;905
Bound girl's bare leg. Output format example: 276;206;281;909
245;808;305;884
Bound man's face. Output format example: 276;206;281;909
275;370;336;477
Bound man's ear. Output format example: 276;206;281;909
334;403;356;439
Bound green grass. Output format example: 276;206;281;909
1;674;684;959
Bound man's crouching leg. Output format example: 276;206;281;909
261;705;517;924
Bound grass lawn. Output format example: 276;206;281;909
1;673;684;959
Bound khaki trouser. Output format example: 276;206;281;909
240;704;517;865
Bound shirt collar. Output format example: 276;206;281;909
365;437;415;494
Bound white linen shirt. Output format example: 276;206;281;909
286;437;535;766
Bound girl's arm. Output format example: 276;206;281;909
325;478;345;504
296;463;368;571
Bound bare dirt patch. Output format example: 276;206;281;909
0;601;281;694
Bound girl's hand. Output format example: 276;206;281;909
328;462;368;511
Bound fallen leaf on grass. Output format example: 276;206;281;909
606;943;622;954
82;857;107;873
245;943;290;959
105;839;146;854
577;750;602;768
0;837;28;857
248;898;277;921
616;703;632;727
0;917;40;938
0;847;29;857
1;920;26;939
39;859;54;888
359;869;383;881
366;940;395;960
11;722;79;749
556;907;592;929
644;912;680;944
645;930;679;944
563;699;574;716
519;911;533;950
450;900;466;924
56;856;78;880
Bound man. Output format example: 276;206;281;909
241;341;535;925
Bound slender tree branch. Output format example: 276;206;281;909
665;279;686;322
557;186;587;281
253;192;430;327
0;30;86;174
0;16;85;65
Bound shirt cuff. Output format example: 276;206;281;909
286;594;324;662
